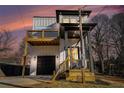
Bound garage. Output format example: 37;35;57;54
37;56;55;75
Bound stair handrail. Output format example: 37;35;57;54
52;56;81;81
52;56;69;81
59;56;69;69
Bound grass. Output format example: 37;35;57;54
29;80;124;88
29;75;124;88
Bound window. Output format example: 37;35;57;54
44;31;58;37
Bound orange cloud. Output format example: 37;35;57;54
0;18;32;32
0;5;123;32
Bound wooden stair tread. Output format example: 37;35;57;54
70;69;90;71
66;69;95;82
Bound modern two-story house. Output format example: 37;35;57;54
23;9;96;82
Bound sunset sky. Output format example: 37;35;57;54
0;5;124;51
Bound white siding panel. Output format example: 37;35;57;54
29;39;81;75
29;46;60;75
29;46;59;56
59;39;66;64
30;56;37;76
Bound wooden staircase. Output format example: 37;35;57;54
66;69;95;82
52;57;68;81
52;57;95;82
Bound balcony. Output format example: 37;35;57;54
59;16;89;24
27;30;59;46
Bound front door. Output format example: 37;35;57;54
68;47;79;68
37;56;55;75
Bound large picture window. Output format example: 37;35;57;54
68;47;79;63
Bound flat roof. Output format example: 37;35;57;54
56;10;91;15
56;10;92;23
33;16;56;18
28;30;58;32
60;23;96;26
60;23;97;31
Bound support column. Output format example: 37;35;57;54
87;31;94;73
79;23;86;68
64;31;69;71
79;9;86;83
82;36;86;69
22;39;28;77
70;46;73;69
84;35;88;69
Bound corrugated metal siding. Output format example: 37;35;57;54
33;17;56;30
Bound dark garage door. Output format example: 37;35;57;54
37;56;55;75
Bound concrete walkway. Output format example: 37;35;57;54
0;77;41;88
0;83;15;88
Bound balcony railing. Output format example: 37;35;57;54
27;30;59;39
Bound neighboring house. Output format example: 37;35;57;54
24;10;96;77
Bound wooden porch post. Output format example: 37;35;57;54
79;9;86;83
22;38;28;78
79;9;86;68
70;46;73;69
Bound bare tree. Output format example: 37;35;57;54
0;29;17;58
110;13;124;74
91;14;110;73
17;38;25;57
17;37;31;64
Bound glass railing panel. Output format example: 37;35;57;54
28;31;42;39
44;31;59;38
28;31;59;39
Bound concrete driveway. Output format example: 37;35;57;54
0;77;42;88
